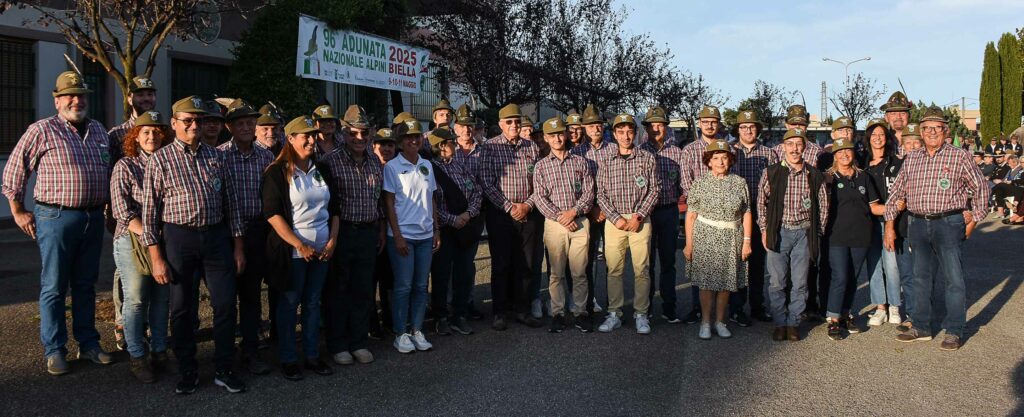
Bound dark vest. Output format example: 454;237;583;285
764;161;824;265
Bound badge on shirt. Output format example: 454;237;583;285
100;150;110;164
464;180;474;191
938;178;951;190
527;163;535;174
418;165;429;176
313;170;324;184
669;170;678;180
635;176;647;188
837;182;845;189
802;196;812;209
858;186;866;195
373;183;382;199
212;177;222;192
574;180;582;192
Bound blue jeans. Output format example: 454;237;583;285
826;246;869;319
647;205;679;312
894;237;914;321
908;215;968;337
766;228;810;327
388;237;433;334
867;220;901;306
112;235;169;358
35;204;104;357
276;258;328;363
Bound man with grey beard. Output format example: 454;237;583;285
3;71;116;375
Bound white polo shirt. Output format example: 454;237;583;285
290;164;331;258
383;153;436;240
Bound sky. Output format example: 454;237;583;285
619;0;1024;118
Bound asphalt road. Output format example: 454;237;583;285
0;219;1021;416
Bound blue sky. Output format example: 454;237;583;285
619;0;1024;116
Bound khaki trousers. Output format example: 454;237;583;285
604;214;652;316
543;218;590;316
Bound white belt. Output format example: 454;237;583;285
697;215;739;230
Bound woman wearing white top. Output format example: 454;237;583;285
262;117;340;380
384;121;441;353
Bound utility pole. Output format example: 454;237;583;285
821;81;828;122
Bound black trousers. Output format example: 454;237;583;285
234;220;267;354
993;183;1023;209
369;250;393;333
646;204;680;314
583;217;605;315
165;223;236;374
484;205;542;316
323;224;377;353
730;227;767;314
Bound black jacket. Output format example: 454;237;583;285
260;160;340;291
764;162;824;265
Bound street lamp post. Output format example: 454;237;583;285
822;56;872;86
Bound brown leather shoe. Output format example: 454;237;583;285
772;327;786;341
939;335;962;351
786;326;799;341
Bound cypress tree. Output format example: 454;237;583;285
979;41;1001;147
998;33;1023;136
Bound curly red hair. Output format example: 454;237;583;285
122;124;172;158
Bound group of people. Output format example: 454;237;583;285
2;72;991;395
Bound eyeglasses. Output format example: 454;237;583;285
738;126;756;131
173;117;201;126
921;126;946;133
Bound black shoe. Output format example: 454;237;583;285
491;315;508;331
150;351;169;372
304;358;333;376
214;370;247;393
844;316;863;334
241;353;271;375
368;328;384;341
827;320;844;341
175;372;199;395
549;314;566;333
435;317;452;336
729;312;752;327
574;314;593;333
682;309;701;324
282;363;303;381
468;304;484;321
515;313;543;328
450;316;474;335
661;309;681;324
750;309;772;322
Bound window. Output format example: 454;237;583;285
0;36;35;154
171;59;230;101
82;60;108;126
408;64;448;121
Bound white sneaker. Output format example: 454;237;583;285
394;333;415;353
868;309;887;326
593;298;604;313
411;330;433;351
887;306;902;324
634;313;651;335
531;298;543;319
332;350;354;365
715;322;732;339
698;323;712;340
598;314;621;333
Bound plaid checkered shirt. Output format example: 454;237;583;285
757;161;829;235
110;154;148;241
106;118;133;162
529;153;594;221
2;115;113;208
679;138;712;198
640;140;685;206
734;142;779;219
433;157;483;227
596;147;660;223
453;141;483;179
479;134;539;211
773;140;824;168
884;144;989;222
218;140;275;237
318;147;384;223
569;139;614;177
141;139;233;246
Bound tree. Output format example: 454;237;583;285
979;41;1002;146
998;32;1023;135
830;72;884;127
23;0;261;119
734;80;797;143
418;0;550;109
227;0;398;121
674;73;727;141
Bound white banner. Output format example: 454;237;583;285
295;14;431;93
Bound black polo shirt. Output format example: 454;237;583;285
825;170;879;248
865;156;909;237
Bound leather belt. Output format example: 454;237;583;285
909;209;964;220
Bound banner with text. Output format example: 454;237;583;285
295;15;430;93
